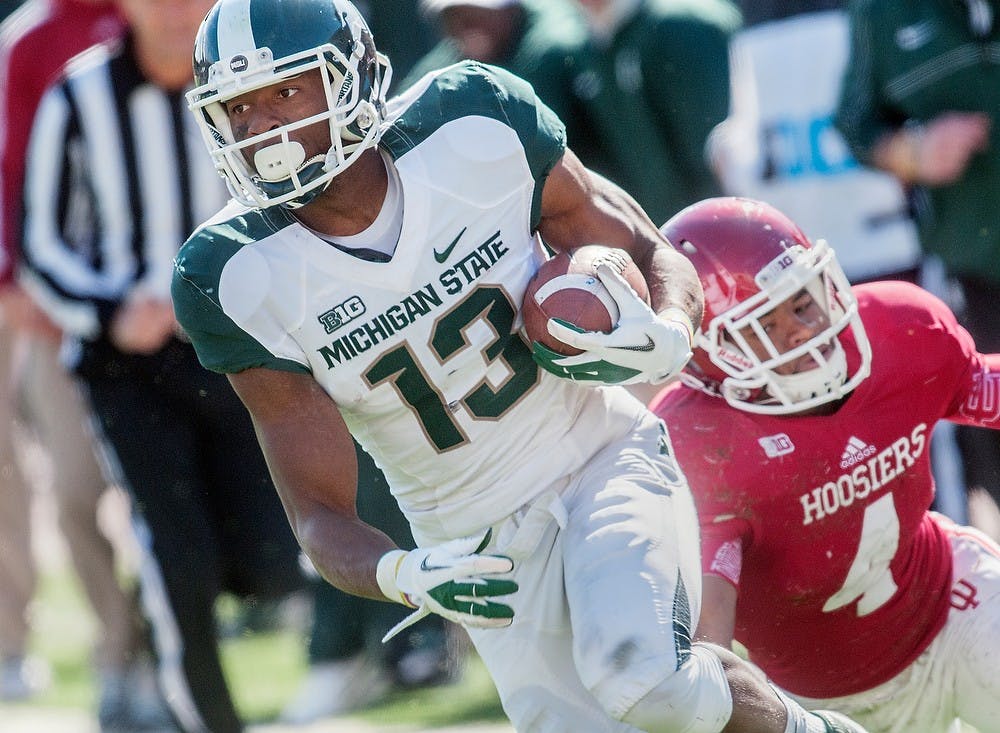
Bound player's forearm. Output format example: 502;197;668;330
582;171;704;329
695;574;739;647
641;243;704;334
295;507;399;600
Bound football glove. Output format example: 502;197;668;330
533;263;694;386
377;529;518;642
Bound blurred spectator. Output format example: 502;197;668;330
710;0;922;285
18;1;307;731
402;0;607;171
0;2;175;729
568;0;741;226
359;0;438;92
836;0;1000;539
281;442;454;725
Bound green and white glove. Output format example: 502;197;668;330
533;263;694;386
377;530;518;642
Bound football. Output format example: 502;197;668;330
522;245;650;356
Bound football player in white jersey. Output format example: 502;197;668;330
172;1;871;732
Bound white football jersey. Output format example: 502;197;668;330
174;62;647;545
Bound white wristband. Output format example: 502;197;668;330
376;549;413;606
659;306;695;344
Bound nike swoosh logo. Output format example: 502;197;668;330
618;336;656;352
420;556;448;572
434;227;467;264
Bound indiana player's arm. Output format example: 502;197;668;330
227;365;397;600
536;147;703;330
696;574;739;648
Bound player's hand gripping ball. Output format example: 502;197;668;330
522;245;650;356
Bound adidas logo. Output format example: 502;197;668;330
840;436;877;469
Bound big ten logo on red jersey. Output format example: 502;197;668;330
761;114;856;181
960;371;1000;424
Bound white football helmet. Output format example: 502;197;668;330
188;0;392;209
661;197;872;415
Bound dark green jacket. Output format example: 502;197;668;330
399;0;600;165
572;0;740;225
836;0;1000;281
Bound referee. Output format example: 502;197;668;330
18;2;305;731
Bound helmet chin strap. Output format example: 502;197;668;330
254;141;308;182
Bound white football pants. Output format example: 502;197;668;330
467;413;724;732
795;515;1000;733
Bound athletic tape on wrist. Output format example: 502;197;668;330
659;306;695;345
376;549;414;606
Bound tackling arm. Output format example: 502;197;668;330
696;574;739;648
948;351;1000;429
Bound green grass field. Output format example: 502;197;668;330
8;566;981;733
9;565;506;728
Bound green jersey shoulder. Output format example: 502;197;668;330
383;60;565;197
172;202;308;374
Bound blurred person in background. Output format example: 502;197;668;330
402;0;610;172
567;0;740;227
836;0;1000;541
0;2;175;730
18;1;307;731
359;0;437;92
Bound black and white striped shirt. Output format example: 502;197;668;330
20;34;228;350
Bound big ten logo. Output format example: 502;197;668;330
761;114;857;181
318;295;366;334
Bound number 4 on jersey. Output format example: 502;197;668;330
823;493;900;617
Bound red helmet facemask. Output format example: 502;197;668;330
661;197;872;414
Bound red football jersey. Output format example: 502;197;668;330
651;281;1000;698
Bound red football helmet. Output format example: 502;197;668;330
661;197;872;414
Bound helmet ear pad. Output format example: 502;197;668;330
663;197;872;415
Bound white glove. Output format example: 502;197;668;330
376;530;517;642
535;263;694;386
